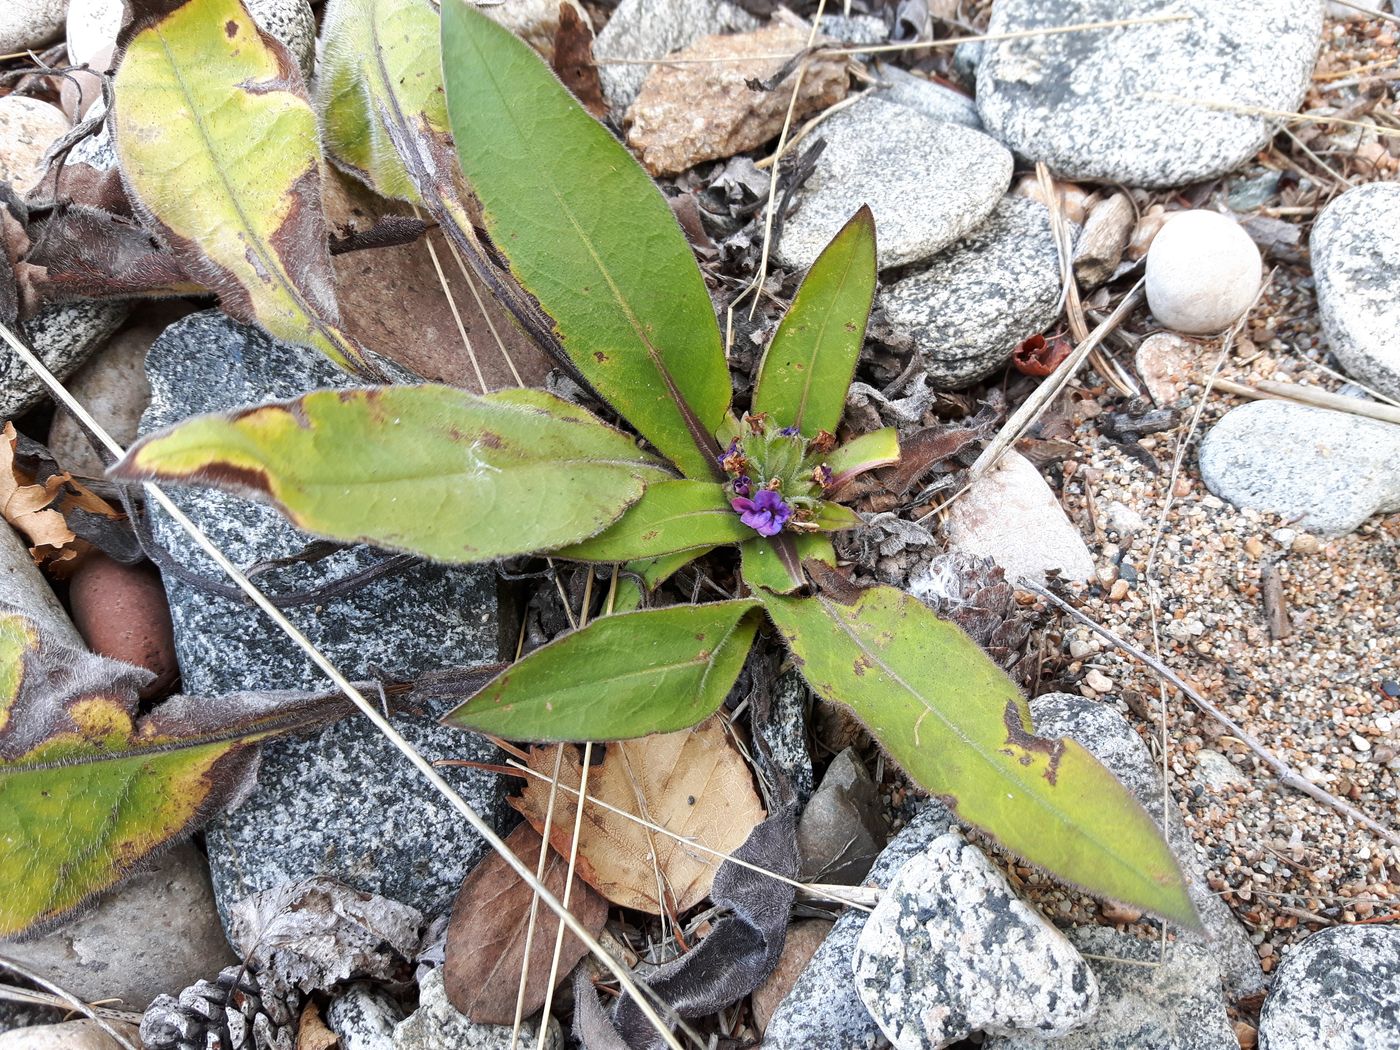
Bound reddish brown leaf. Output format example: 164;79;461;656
552;4;606;120
443;821;608;1025
1011;332;1072;377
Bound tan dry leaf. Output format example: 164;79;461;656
0;421;121;576
295;1002;339;1050
443;820;608;1025
511;717;766;915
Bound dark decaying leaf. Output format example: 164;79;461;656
21;205;202;306
574;805;799;1050
878;408;999;496
228;876;425;999
444;821;608;1025
552;3;606;119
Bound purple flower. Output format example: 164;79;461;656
732;475;752;497
730;489;792;537
779;425;800;437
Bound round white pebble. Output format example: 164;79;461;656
1145;210;1263;334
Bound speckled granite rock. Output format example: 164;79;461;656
761;804;956;1050
855;832;1098;1048
140;311;508;928
752;668;815;807
976;0;1323;188
1;301;130;420
0;0;65;53
328;982;404;1050
1312;181;1400;401
987;926;1237;1050
393;969;560;1050
1029;693;1265;999
879;195;1063;389
1198;400;1400;537
777;96;1011;272
1258;925;1400;1050
593;0;758;116
872;64;981;128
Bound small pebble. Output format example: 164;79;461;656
1350;733;1372;753
1146;211;1263;334
68;554;179;701
1085;669;1114;693
1108;579;1130;601
0;96;68;195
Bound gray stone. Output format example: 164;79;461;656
872;64;981;128
594;0;758;116
1198;400;1400;536
0;97;68;196
940;451;1096;586
2;301;130;421
0;523;82;648
1312;181;1400;400
818;14;888;47
0;1004;61;1037
0;0;65;54
855;832;1098;1048
140;311;508;927
987;926;1237;1050
975;0;1323;188
762;803;956;1050
753;668;815;806
328;983;404;1050
797;749;889;885
1029;693;1265;998
1258;925;1400;1050
0;843;236;1012
879;195;1062;389
393;969;560;1050
777;96;1011;272
47;302;193;478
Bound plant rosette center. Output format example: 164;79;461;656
719;414;836;537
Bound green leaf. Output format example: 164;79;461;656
113;385;672;563
316;0;442;205
739;534;836;595
440;1;731;479
760;582;1197;926
555;481;750;562
827;427;900;489
443;602;761;740
753;207;877;437
0;608;348;937
113;0;374;375
611;549;711;613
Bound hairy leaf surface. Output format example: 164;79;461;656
113;386;671;563
827;428;901;491
113;0;372;373
0;609;348;937
761;582;1198;926
441;2;731;479
753;207;877;436
443;601;760;740
739;534;836;595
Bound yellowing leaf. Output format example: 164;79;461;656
113;385;672;564
0;608;349;936
512;719;765;914
113;0;373;374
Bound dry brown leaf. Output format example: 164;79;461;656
443;820;607;1025
0;421;121;575
511;717;766;915
295;1002;339;1050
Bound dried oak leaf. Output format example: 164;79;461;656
1;422;123;575
511;717;766;915
443;820;607;1025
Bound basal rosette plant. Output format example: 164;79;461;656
99;0;1197;926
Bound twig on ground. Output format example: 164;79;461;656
0;957;140;1050
1210;376;1400;425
